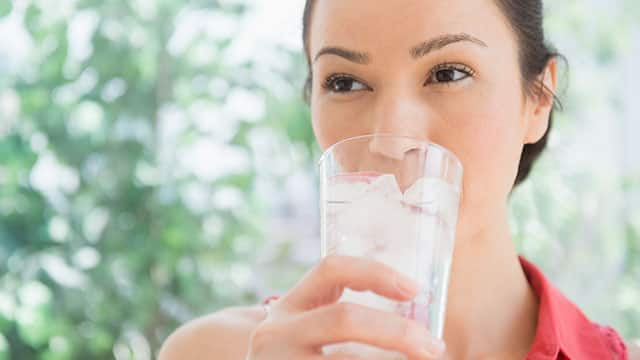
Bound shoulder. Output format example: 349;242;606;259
519;257;636;359
595;324;640;360
158;305;266;360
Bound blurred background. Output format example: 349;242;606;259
0;0;638;358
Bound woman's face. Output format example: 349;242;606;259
308;0;555;237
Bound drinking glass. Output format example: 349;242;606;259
318;134;463;359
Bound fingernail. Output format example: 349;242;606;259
394;274;418;297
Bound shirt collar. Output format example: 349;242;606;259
520;256;612;359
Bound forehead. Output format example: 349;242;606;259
308;0;512;58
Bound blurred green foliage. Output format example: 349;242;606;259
0;0;638;359
0;0;311;358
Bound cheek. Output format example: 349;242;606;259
312;95;370;151
311;100;334;151
312;94;338;151
437;88;525;215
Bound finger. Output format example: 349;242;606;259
282;254;419;310
289;302;445;359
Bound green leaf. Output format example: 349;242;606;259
0;1;11;18
0;333;9;360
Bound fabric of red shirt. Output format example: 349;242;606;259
519;256;627;359
262;256;628;359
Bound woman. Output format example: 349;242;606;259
160;0;639;358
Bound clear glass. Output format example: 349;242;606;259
318;134;463;359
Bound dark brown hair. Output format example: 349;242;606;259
301;0;565;188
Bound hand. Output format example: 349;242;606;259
246;254;446;359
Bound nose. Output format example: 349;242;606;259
368;89;432;159
368;135;426;160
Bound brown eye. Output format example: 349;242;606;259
425;64;474;85
436;69;457;82
323;75;369;93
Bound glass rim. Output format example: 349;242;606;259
317;133;463;172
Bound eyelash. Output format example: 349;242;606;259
321;63;476;94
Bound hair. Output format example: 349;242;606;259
301;0;565;188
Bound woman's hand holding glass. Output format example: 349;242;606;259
245;255;446;360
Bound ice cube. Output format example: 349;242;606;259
363;174;403;201
325;180;370;203
329;173;427;274
402;177;460;225
335;193;414;253
326;172;402;203
403;177;444;204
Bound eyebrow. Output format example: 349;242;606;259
313;33;488;64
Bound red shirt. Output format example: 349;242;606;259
263;256;628;359
520;256;627;359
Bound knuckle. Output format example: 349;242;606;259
333;302;360;332
318;254;344;279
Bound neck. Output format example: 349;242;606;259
442;205;539;359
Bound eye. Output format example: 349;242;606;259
322;74;370;93
425;63;475;85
